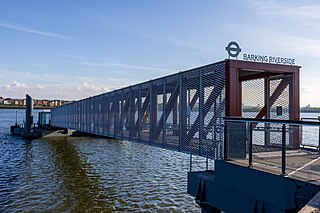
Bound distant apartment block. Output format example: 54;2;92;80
0;96;73;108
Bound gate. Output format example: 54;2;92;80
241;73;295;150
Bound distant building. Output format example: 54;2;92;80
0;97;71;108
42;100;49;106
49;101;55;107
13;99;19;105
53;100;62;106
35;100;43;106
3;98;12;105
19;99;24;106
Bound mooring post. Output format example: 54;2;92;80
25;94;33;137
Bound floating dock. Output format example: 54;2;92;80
188;160;319;212
10;94;52;139
188;117;319;212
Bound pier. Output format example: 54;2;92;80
49;59;319;212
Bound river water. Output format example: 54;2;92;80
0;109;201;212
1;109;319;212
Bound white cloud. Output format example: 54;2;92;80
263;33;320;58
0;22;71;40
229;26;320;59
33;84;45;90
247;0;320;20
50;52;82;58
73;82;110;94
301;87;309;94
0;80;110;100
1;81;47;99
75;60;174;74
2;81;29;91
242;1;320;39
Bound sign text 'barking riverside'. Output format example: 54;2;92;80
243;54;295;65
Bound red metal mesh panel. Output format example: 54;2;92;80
120;89;129;139
131;86;139;141
139;82;150;144
269;76;293;147
109;93;115;137
242;78;265;146
164;74;180;151
50;61;226;163
152;79;164;147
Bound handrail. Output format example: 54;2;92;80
301;117;320;121
223;117;320;176
224;117;320;126
301;117;320;150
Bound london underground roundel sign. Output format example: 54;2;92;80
226;41;241;58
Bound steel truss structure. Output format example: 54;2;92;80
51;59;300;159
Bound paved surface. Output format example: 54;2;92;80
229;149;320;185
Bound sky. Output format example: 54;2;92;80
0;0;319;106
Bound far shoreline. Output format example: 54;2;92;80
0;106;52;110
1;106;319;113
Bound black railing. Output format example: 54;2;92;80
301;117;320;150
224;117;320;176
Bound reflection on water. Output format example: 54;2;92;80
44;136;116;212
0;109;200;212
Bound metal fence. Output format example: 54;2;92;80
224;117;320;180
301;117;320;149
51;61;226;163
241;74;294;148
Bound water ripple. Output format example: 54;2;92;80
0;109;201;212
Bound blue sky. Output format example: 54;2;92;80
0;0;319;106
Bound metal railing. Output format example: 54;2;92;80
189;123;224;172
224;117;320;176
301;116;320;149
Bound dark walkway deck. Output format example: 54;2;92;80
229;149;320;185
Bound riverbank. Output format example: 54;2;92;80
0;106;52;110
